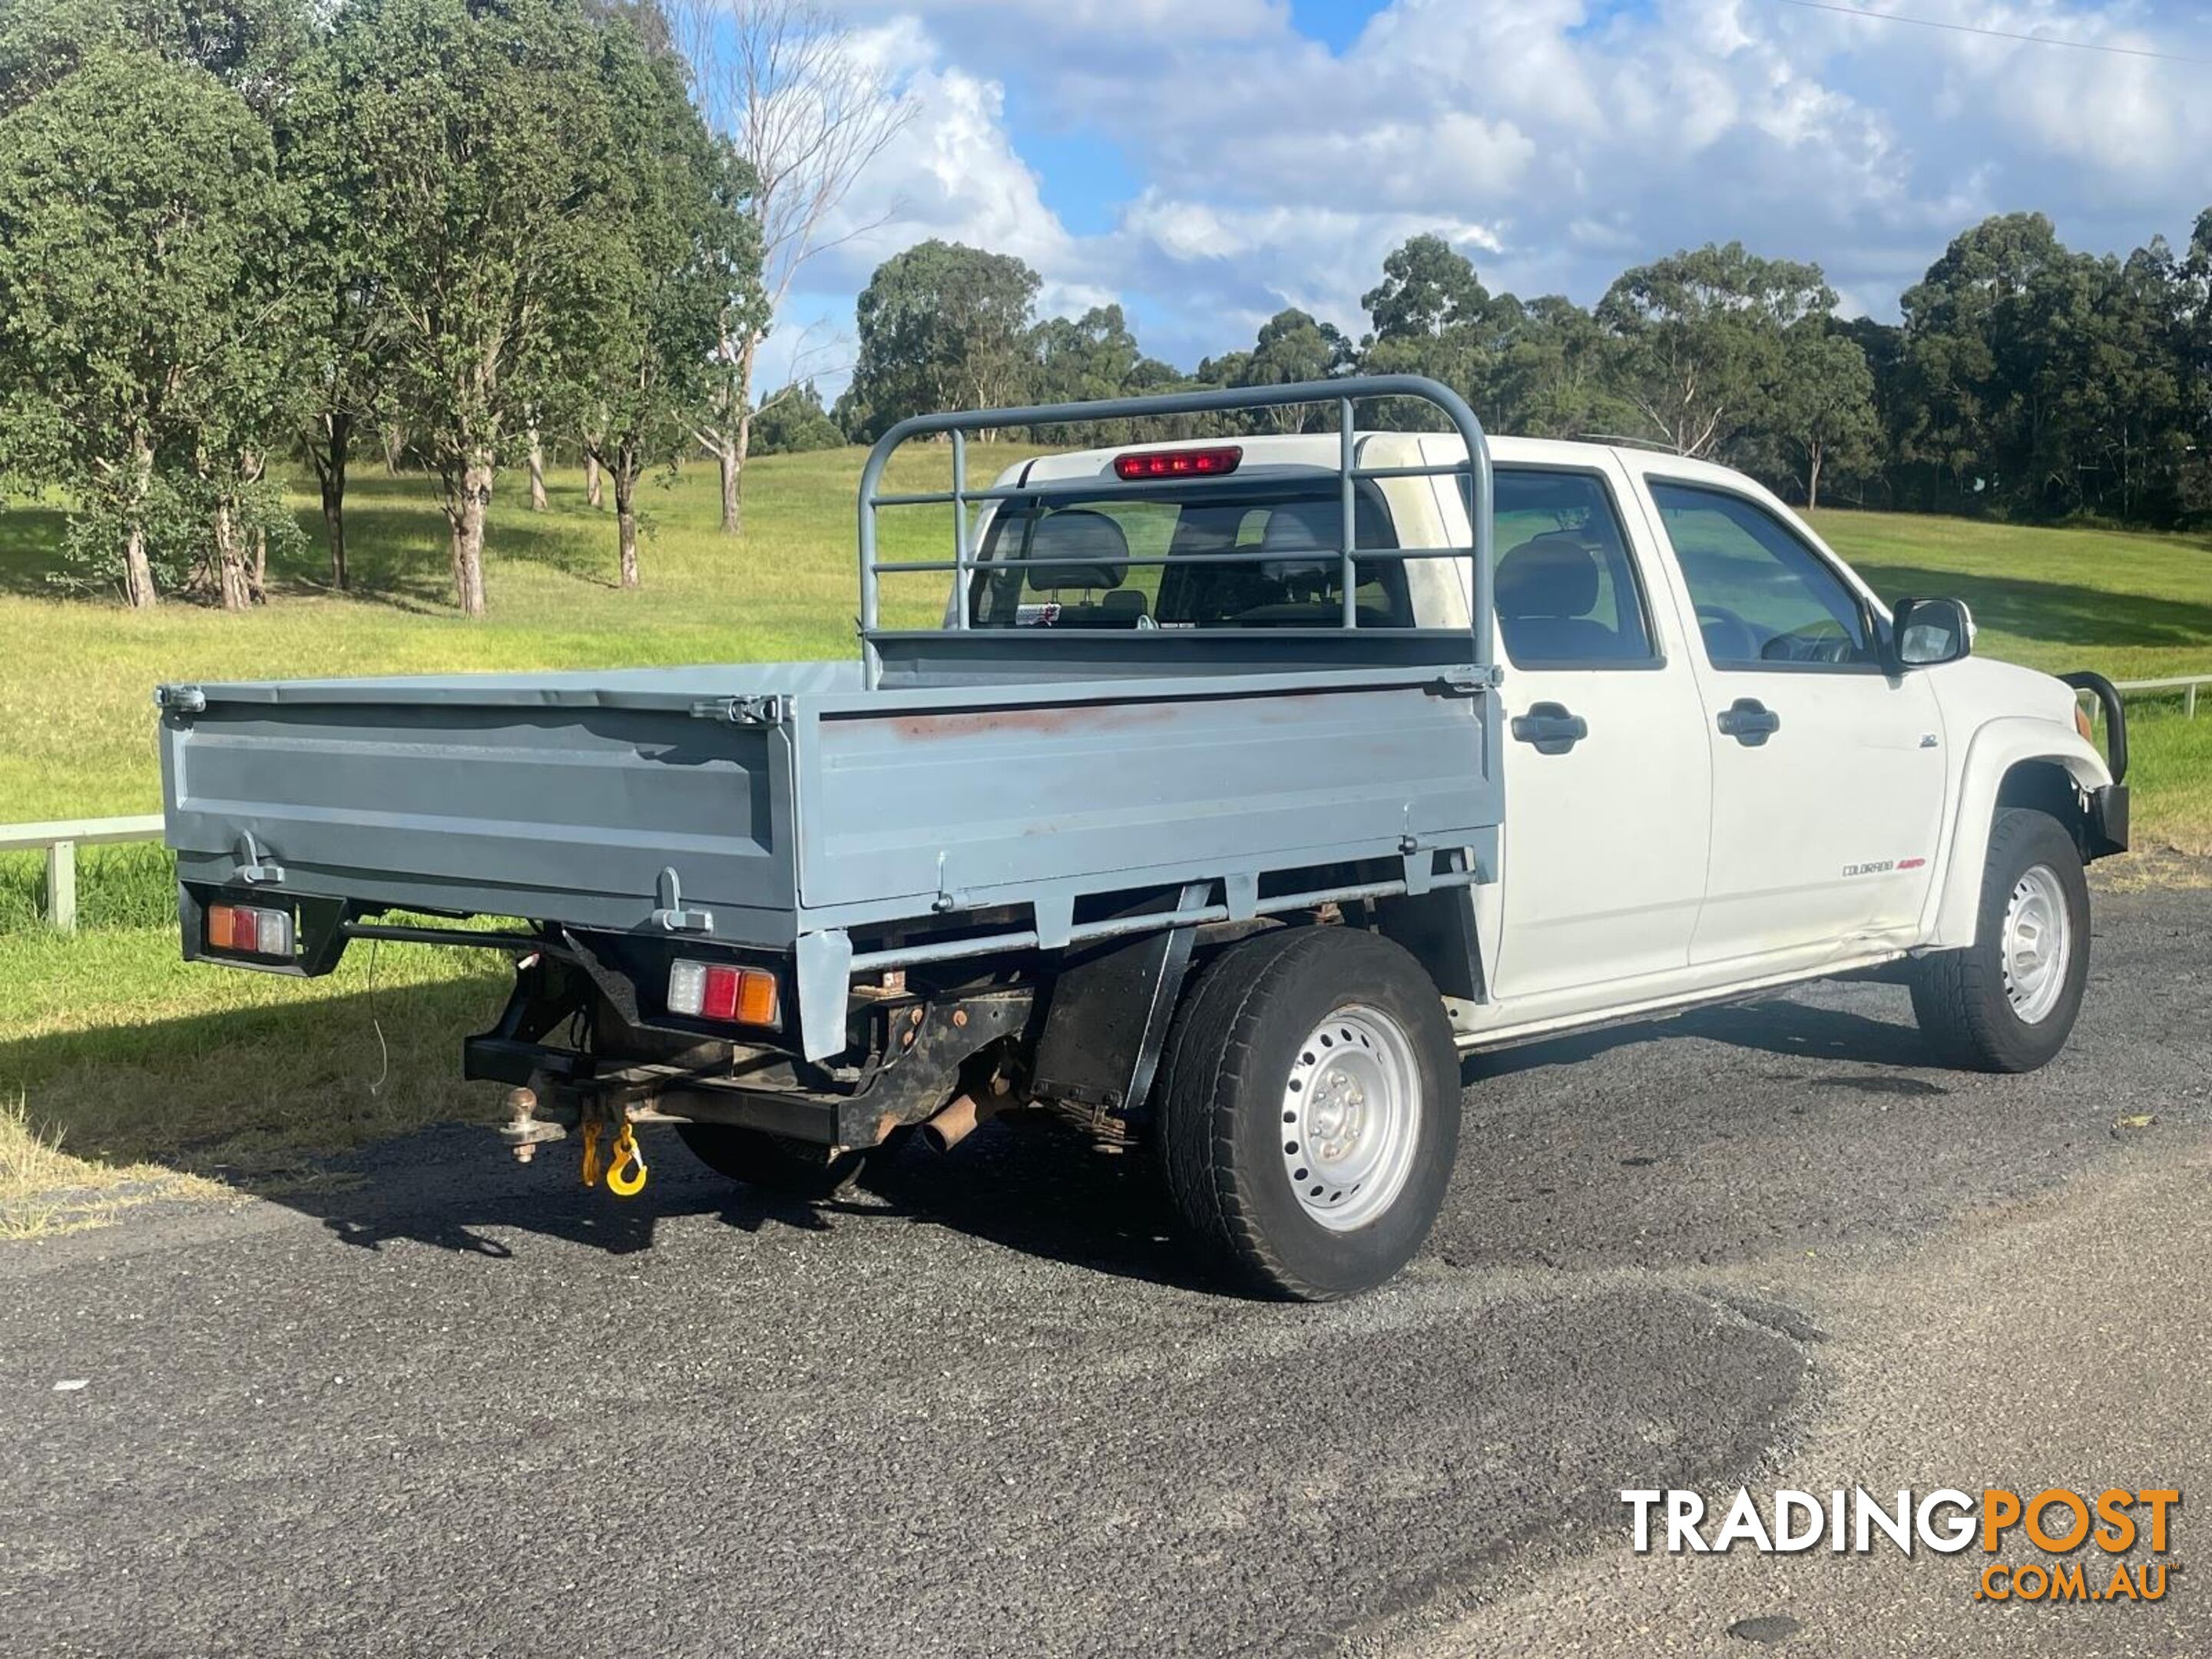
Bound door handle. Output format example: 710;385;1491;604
1717;697;1781;747
1511;700;1588;755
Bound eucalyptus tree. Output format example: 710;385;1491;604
2182;210;2212;517
551;14;759;588
0;41;296;608
1025;305;1177;443
1756;324;1882;509
747;379;843;453
672;0;905;535
0;0;314;115
1357;234;1511;430
1598;243;1836;458
284;62;394;591
837;240;1041;439
310;0;627;616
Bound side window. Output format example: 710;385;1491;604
1647;482;1875;670
1492;469;1656;667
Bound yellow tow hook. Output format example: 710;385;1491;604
604;1121;648;1198
580;1114;606;1189
601;1124;645;1203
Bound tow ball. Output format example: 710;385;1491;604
499;1085;566;1164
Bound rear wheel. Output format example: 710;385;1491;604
674;1124;866;1200
1909;807;2090;1073
1154;926;1460;1300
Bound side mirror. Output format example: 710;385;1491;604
1892;597;1975;667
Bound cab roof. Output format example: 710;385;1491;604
1001;429;1728;488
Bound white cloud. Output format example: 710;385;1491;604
788;0;2212;393
853;0;1286;39
753;17;1111;391
816;20;1075;279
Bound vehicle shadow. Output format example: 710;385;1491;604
251;1090;1199;1281
296;1110;1214;1290
1462;992;1939;1083
2;971;1969;1289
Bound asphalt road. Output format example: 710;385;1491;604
4;882;2209;1657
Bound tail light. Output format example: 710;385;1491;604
205;902;293;958
1113;445;1241;480
667;959;780;1028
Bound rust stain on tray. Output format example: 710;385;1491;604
890;701;1182;741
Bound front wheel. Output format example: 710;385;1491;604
1909;807;2091;1073
1154;926;1460;1300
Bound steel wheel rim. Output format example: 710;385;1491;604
1279;1004;1422;1232
2002;863;2071;1025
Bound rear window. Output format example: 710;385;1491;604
969;484;1409;630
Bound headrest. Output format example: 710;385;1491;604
1260;502;1343;555
1023;509;1128;593
1496;535;1601;619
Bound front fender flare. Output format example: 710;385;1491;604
1923;718;2111;950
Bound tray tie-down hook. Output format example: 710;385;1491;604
652;866;714;935
234;830;285;887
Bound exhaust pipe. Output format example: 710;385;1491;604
922;1092;990;1153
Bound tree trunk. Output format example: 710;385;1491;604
121;432;157;610
311;409;351;590
242;449;267;603
723;332;761;538
459;452;491;617
213;495;253;612
1806;444;1823;512
614;440;641;589
528;426;548;511
713;433;739;535
382;425;405;474
444;452;491;618
585;451;603;508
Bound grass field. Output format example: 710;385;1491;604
1813;506;2212;844
2;450;2209;1227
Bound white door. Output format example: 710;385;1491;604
1469;462;1714;1008
1635;476;1947;967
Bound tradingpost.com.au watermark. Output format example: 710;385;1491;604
1624;1488;2180;1604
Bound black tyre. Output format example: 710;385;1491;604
1909;807;2090;1073
674;1124;866;1200
1154;926;1460;1300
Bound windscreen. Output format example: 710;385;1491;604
967;482;1409;631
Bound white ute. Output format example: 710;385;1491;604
978;426;2128;1279
163;379;2128;1301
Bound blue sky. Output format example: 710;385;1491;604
1286;0;1390;53
765;0;2212;397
